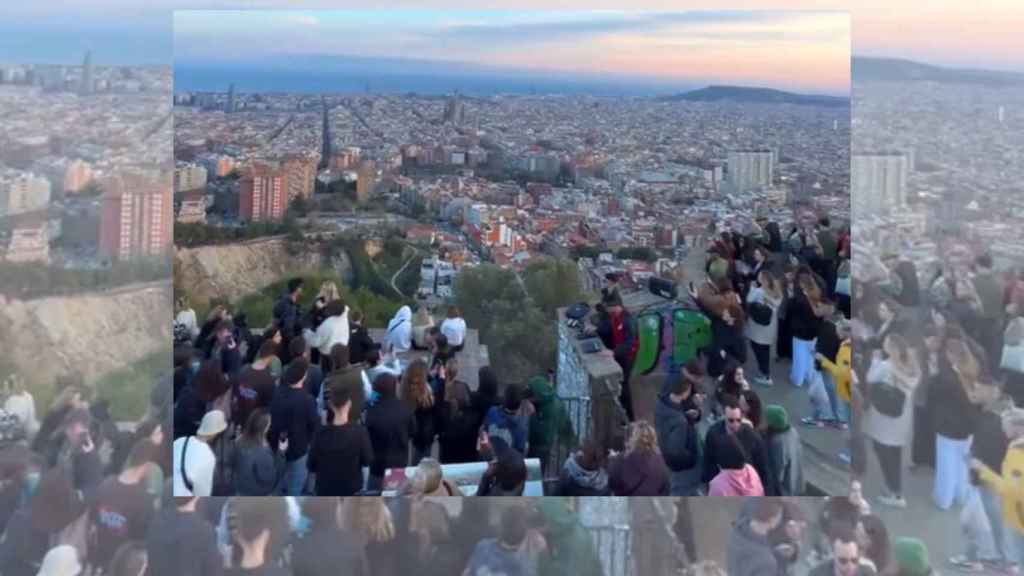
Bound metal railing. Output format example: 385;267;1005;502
589;525;633;576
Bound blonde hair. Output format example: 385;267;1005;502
401;360;434;409
318;281;340;303
206;305;227;323
341;498;395;543
626;420;660;455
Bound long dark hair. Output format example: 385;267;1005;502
240;409;271;450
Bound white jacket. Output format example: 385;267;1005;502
305;307;350;357
440;317;467;347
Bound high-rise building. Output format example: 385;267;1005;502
851;152;908;216
239;163;288;222
727;149;774;192
443;91;465;125
283;154;318;200
80;51;93;95
63;160;94;193
99;172;172;261
356;160;376;205
173;163;208;192
4;223;49;264
227;83;235;114
0;170;51;216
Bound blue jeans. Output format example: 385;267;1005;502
809;370;837;421
283;454;309;496
822;371;849;423
979;486;1012;564
791;337;816;388
933;435;971;510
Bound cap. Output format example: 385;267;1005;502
197;410;227;437
36;545;82;576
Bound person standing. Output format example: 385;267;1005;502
595;291;639;421
463;505;530;576
708;433;765;497
88;443;157;569
384;306;413;354
173;410;228;497
307;384;374;496
607;421;670;496
763;405;805;496
146;495;223;576
232;410;287;497
726;499;784;576
655;362;703;496
932;335;984;510
273;278;305;366
232;341;277;434
348;310;375;366
267;359;320;496
304;299;349;374
364;373;417;492
746;270;783;387
863;334;921;508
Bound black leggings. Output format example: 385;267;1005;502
751;342;771;378
874;441;903;495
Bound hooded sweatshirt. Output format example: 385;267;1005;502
608;450;670;496
537;498;604;576
709;464;764;497
527;377;574;461
557;452;610;496
385;306;413;353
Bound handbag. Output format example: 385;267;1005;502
1001;344;1024;374
749;300;774;326
870;382;906;418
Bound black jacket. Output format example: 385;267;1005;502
146;508;224;576
787;289;821;342
348;324;375;365
654;393;699;473
702;421;779;496
438;382;482;464
365;396;417;476
972;408;1009;472
174;384;207;440
308;423;374;496
595;310;638;364
815;319;841;363
931;361;980;441
273;295;302;339
268;386;320;462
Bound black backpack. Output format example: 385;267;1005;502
870;382;906;418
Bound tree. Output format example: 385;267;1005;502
522;258;584;320
570;245;601;261
289;196;310;217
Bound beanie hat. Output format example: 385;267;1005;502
892;538;930;576
763;405;790;432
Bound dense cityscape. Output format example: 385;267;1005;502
0;52;173;272
173;87;850;294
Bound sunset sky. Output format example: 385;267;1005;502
173;10;851;95
0;1;1021;84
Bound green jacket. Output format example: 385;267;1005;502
527;377;576;458
538;498;604;576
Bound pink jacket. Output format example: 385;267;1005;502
708;465;765;497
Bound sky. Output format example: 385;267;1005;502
173;10;850;95
0;1;1021;79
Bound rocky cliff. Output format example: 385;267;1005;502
0;281;171;390
174;236;352;304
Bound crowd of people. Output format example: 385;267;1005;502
852;226;1024;574
173;278;580;497
724;493;938;576
168;213;856;501
565;214;850;498
0;369;173;575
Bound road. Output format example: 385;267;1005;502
390;252;417;298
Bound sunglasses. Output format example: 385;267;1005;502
836;557;859;565
726;417;743;423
